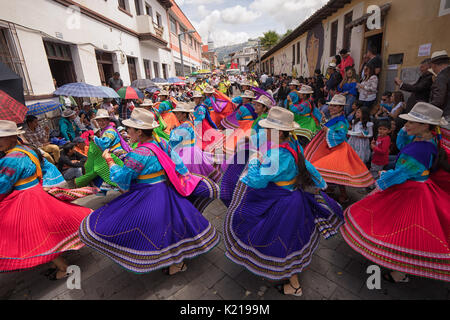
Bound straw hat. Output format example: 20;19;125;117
0;120;25;137
240;80;251;87
329;62;337;69
399;102;448;126
203;85;215;94
289;79;300;86
241;90;255;99
192;91;204;98
298;85;314;94
158;90;169;96
254;95;273;108
328;94;347;106
430;50;450;64
172;102;195;113
93;109;111;120
140;99;154;107
122;108;160;130
259;107;300;131
62;109;76;118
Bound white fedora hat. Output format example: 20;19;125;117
93;109;111;120
254;95;273;108
192;91;204;98
328;94;347;106
140;99;154;107
298;85;314;94
62;109;76;118
0;120;26;137
399;102;448;126
122;108;160;130
430;50;450;63
172;102;195;113
259;107;300;131
289;79;300;86
203;85;215;94
240;80;251;87
158;90;169;96
329;62;337;69
241;90;255;99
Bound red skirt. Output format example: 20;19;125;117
305;129;374;187
0;184;92;272
341;178;450;282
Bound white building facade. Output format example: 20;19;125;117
0;0;176;103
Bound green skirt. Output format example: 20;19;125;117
294;115;321;141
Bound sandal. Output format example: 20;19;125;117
275;283;303;297
383;272;410;283
162;262;188;276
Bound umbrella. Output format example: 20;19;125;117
0;61;25;105
145;87;159;94
27;101;63;116
131;79;156;89
152;78;169;85
0;89;28;124
54;82;109;98
117;86;142;100
167;77;184;84
97;86;120;98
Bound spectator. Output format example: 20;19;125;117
57;142;86;181
394;58;433;114
357;64;378;110
275;81;290;107
338;67;358;115
338;49;355;79
366;46;382;76
429;50;450;118
369;120;391;183
325;62;343;93
59;95;77;109
386;91;406;119
59;109;80;142
374;91;393;119
313;69;325;101
260;73;268;89
108;72;124;91
24;115;60;164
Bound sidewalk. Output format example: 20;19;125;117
1;188;448;300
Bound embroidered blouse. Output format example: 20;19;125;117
325;116;349;148
169;121;196;150
236;104;257;121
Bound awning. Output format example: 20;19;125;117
345;3;391;29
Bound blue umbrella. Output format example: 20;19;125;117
167;77;184;84
145;87;159;94
97;86;121;98
54;82;110;98
135;88;144;99
27;101;62;116
151;78;168;85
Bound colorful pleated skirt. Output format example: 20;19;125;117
341;176;450;282
305;130;374;187
0;184;92;272
79;181;220;274
294;115;321;141
176;145;223;182
224;180;344;280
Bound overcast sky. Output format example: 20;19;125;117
174;0;329;47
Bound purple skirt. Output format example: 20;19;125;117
224;181;343;280
79;181;219;274
221;111;240;130
177;146;223;182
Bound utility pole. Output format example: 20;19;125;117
178;30;196;77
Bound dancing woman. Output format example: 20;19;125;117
0;120;91;280
305;94;374;203
341;103;450;283
224;107;343;296
79;108;220;275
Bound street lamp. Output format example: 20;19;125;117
178;29;196;77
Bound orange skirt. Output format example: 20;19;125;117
223;121;254;156
305;130;374;187
161;112;180;134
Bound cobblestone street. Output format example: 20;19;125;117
1;189;449;300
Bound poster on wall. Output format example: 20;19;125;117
306;24;325;77
418;43;432;57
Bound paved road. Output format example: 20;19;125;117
1;187;449;300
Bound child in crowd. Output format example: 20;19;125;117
369;120;392;184
347;100;362;123
374;91;393;120
348;107;374;164
57;142;87;181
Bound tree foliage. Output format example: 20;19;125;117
260;31;280;50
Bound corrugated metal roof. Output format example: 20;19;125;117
261;0;352;60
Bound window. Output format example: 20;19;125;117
292;44;295;67
180;26;187;41
156;13;162;27
118;0;127;11
134;0;142;15
162;63;168;79
143;59;152;79
439;0;450;16
296;42;300;65
0;27;32;94
127;57;138;82
145;3;152;17
153;61;160;78
330;20;338;57
190;36;193;47
343;11;353;52
169;16;177;34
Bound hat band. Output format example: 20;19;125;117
0;129;18;135
129;117;147;126
266;117;289;127
409;111;437;123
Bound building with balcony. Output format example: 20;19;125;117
166;0;203;76
0;0;178;103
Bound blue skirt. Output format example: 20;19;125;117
79;181;219;274
224;181;343;280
